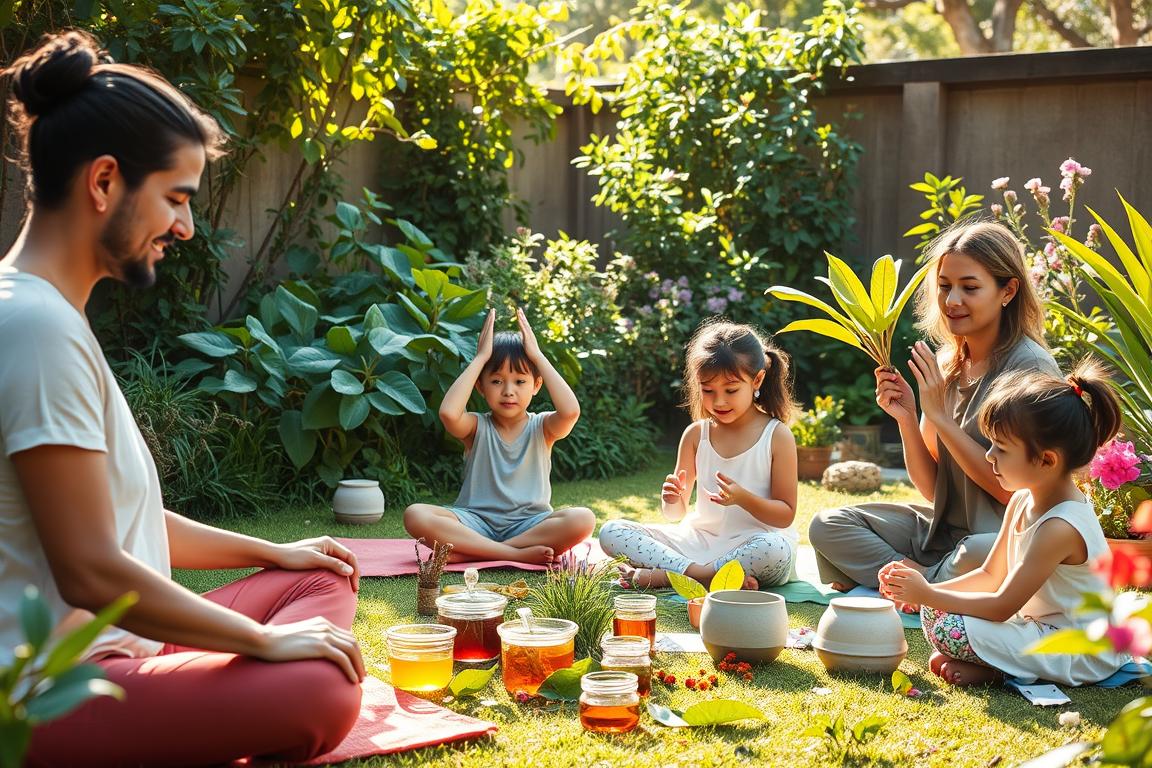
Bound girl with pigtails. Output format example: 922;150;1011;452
600;321;799;590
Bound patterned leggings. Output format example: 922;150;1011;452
598;520;793;586
920;607;983;663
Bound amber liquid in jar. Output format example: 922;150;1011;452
439;614;503;662
613;617;656;648
501;641;575;695
600;663;651;696
389;656;454;693
579;702;641;733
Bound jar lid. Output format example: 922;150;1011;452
613;594;657;611
496;617;578;645
600;635;651;657
581;670;639;695
385;623;457;649
435;590;508;618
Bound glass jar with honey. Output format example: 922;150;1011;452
599;635;652;696
435;590;507;663
579;671;640;733
385;624;457;696
496;617;577;696
612;594;657;651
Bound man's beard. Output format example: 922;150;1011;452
98;195;159;289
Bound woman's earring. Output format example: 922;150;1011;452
1002;302;1008;307
754;389;761;398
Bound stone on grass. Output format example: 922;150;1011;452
821;461;882;493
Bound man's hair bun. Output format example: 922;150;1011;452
8;30;100;118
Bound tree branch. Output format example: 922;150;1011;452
1028;0;1094;47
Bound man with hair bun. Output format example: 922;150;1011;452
1;31;364;765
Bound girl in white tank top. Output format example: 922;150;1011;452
599;321;800;589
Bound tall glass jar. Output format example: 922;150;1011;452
497;617;578;696
579;671;640;733
435;590;508;663
599;635;652;696
612;594;657;651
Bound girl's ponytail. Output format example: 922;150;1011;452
758;345;797;423
1066;359;1123;460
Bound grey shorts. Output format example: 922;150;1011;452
447;506;553;542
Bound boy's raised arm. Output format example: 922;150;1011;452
440;308;494;443
517;308;580;444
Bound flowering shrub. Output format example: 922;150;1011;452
793;396;845;448
1087;440;1152;540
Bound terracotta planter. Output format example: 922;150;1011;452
1105;536;1152;560
687;596;705;629
796;446;834;481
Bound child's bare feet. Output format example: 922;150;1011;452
929;651;948;677
937;658;1002;686
618;564;671;589
830;581;853;592
741;574;759;590
517;545;555;565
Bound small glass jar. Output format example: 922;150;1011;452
385;624;456;695
599;635;653;696
436;590;508;663
579;671;641;733
612;594;657;651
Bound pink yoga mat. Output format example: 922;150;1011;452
338;537;608;577
241;677;496;765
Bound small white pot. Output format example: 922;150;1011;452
813;596;908;673
333;479;385;525
699;590;788;663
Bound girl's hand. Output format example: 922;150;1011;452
476;308;496;362
662;469;688;505
882;561;930;606
874;366;917;425
707;472;746;507
255;616;365;683
516;307;542;362
272;536;360;592
906;341;949;425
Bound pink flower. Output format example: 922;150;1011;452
1004;190;1018;205
991;203;1004;217
1090;440;1143;490
949;628;963;640
1024;178;1050;194
1085;223;1102;248
1103;617;1152;657
991;177;1010;191
1060;158;1082;176
1044;241;1058;259
1051;216;1070;233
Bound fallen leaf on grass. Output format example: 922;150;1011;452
647;699;766;728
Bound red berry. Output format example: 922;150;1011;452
685;678;696;689
725;652;737;661
743;672;753;682
709;675;718;684
699;668;707;676
665;675;676;685
697;681;709;691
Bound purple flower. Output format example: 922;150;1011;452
677;288;693;304
727;287;744;302
1086;223;1103;248
1044;241;1058;259
619;318;635;332
1060;176;1074;192
677;276;690;288
991;177;1010;191
660;279;674;293
638;305;654;316
648;287;660;299
1051;216;1070;233
706;297;729;313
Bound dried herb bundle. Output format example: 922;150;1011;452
415;539;453;588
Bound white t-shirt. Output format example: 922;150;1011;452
0;269;170;664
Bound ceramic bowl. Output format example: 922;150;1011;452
812;596;907;673
699;590;787;663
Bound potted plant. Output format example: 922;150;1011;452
667;561;746;630
766;252;932;371
826;373;886;464
793;396;845;481
1086;439;1152;558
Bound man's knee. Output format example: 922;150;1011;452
807;508;842;547
949;533;996;576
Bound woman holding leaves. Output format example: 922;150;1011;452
809;222;1059;596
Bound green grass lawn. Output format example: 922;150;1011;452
174;457;1143;767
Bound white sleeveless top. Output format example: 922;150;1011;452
965;491;1132;685
656;418;798;562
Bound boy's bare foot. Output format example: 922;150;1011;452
938;658;1002;687
517;545;555;565
830;581;853;592
446;544;553;564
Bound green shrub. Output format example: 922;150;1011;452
793;396;844;448
116;352;283;518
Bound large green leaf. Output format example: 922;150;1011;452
1054;230;1152;341
278;411;317;469
537;657;598;701
366;391;406;416
326;326;358;356
776;318;866;354
667;571;706;600
396;294;432;331
681;699;766;726
245;317;282;356
884;258;933;327
287;347;343;376
448;665;498;697
41;593;137;678
375;371;426;414
1089;205;1151;302
1120;195;1152;285
276;286;319;340
869;255;897;314
330;370;365;396
302;385;342;430
825;252;879;332
339;395;371;431
441;289;488;322
766;285;855;329
1100;695;1152;764
368;327;411;358
180;331;238;358
414;269;449;302
1024;628;1112;655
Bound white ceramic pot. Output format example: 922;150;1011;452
812;596;908;673
333;479;385;524
699;590;788;663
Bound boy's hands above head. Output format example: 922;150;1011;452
476;308;496;363
517;307;543;362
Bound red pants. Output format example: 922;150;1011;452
28;568;362;767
